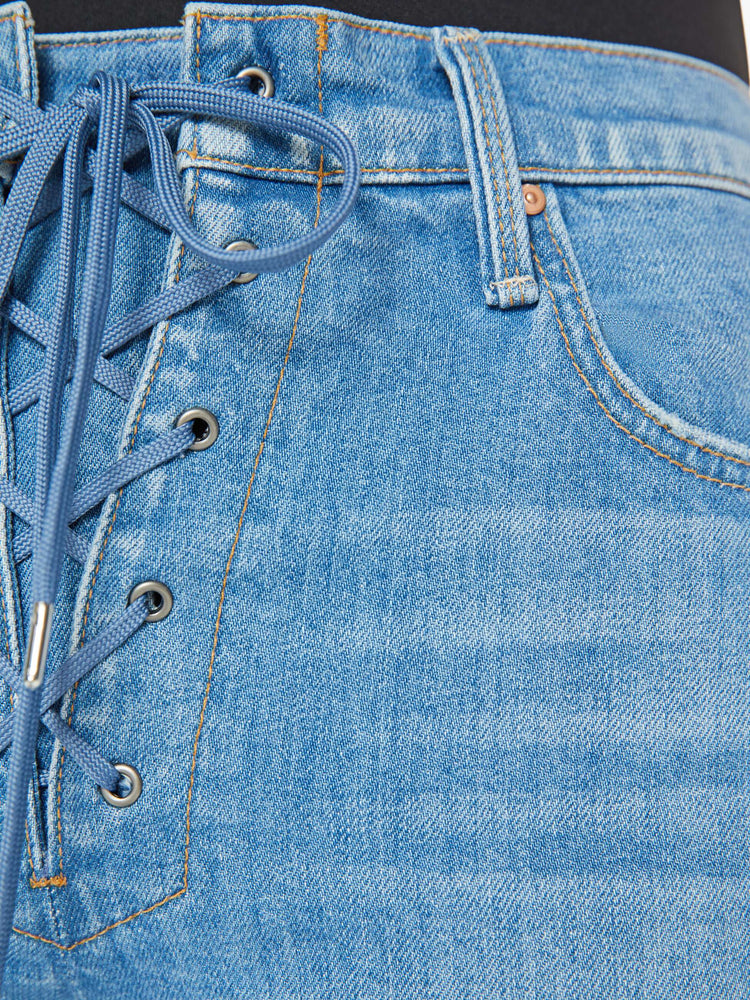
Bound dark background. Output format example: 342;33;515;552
25;0;749;82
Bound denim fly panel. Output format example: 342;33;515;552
0;2;750;998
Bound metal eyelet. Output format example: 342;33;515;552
100;763;142;808
175;407;219;450
127;580;173;622
236;65;275;98
225;239;258;284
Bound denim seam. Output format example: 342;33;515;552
176;150;470;177
0;579;28;885
329;17;428;40
542;209;750;470
28;875;65;889
177;149;326;958
12;887;189;950
530;234;750;493
519;165;750;197
0;330;20;685
448;31;537;306
173;151;750;198
48;169;203;884
489;275;535;288
16;9;36;112
473;40;522;289
13;70;204;933
195;10;202;82
10;13;17;94
36;34;182;50
12;10;326;951
7;8;749;89
13;212;321;943
192;7;748;91
194;10;431;41
484;36;749;90
173;16;749;201
44;877;64;944
433;27;499;305
40;168;203;907
0;544;35;895
455;36;515;295
435;27;536;307
181;8;324;942
6;6;50;893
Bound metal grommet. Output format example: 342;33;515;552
175;407;219;451
100;763;142;808
522;183;546;216
127;580;173;622
236;65;275;98
225;239;258;284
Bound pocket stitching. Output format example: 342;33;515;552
529;233;750;494
541;210;750;471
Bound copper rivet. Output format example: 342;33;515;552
522;184;546;216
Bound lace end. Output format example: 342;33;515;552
22;601;53;690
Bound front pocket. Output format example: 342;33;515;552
527;183;750;494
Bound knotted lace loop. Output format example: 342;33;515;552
0;70;359;978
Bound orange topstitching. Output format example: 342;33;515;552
4;9;67;893
47;168;202;889
530;231;750;493
518;165;750;192
195;10;202;83
172;149;748;196
456;37;514;296
541;209;750;470
0;572;41;888
13;11;325;952
196;11;430;40
472;39;525;303
175;150;469;177
473;45;519;244
13;8;745;91
12;4;748;945
35;34;182;50
315;12;329;55
11;13;20;91
189;8;749;90
484;35;746;89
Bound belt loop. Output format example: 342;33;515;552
0;4;37;108
0;6;37;186
434;26;538;309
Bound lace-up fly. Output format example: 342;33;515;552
0;69;359;983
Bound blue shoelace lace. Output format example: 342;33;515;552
0;70;360;980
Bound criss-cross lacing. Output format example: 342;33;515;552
0;70;359;978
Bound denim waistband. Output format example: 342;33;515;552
1;0;749;309
178;4;750;201
0;1;747;201
0;0;748;200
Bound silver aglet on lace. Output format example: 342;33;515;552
22;601;53;690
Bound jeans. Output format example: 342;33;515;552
1;1;749;996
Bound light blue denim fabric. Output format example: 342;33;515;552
0;1;748;997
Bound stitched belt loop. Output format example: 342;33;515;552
0;4;36;132
434;26;538;308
